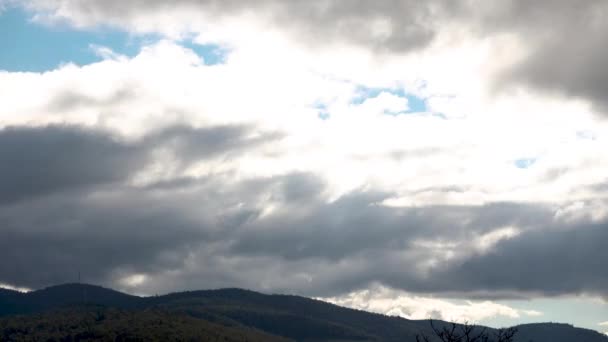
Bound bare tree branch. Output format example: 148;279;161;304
416;320;518;342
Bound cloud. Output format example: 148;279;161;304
48;88;136;113
0;1;10;13
0;125;145;204
23;0;458;51
0;188;208;288
0;123;275;205
0;39;606;298
0;283;31;293
22;0;608;116
319;284;538;323
0;122;280;288
521;310;542;317
144;124;283;166
600;322;608;336
481;0;608;115
2;143;608;302
432;219;608;297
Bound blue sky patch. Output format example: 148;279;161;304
181;40;228;66
515;158;537;169
313;102;331;120
351;86;428;114
0;6;225;72
0;7;147;71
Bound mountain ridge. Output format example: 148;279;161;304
1;283;606;342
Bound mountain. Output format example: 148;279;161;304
1;284;606;342
0;283;139;316
516;323;608;342
0;289;23;316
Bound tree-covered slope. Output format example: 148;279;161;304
1;284;606;342
0;307;291;342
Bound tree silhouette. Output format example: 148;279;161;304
416;320;518;342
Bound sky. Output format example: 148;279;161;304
0;0;607;334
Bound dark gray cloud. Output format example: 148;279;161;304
431;221;608;298
223;198;562;296
0;123;280;289
263;0;448;52
3;135;606;301
0;125;145;204
48;88;136;112
0;191;207;288
483;0;608;114
0;123;278;205
144;124;282;165
31;0;462;52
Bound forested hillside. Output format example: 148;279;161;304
1;284;606;342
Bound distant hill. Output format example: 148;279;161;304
0;283;139;316
1;284;607;342
516;323;608;342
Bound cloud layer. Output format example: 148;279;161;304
20;0;608;114
1;122;607;301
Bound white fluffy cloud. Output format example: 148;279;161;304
0;283;31;293
2;37;607;205
600;322;608;336
320;285;542;323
